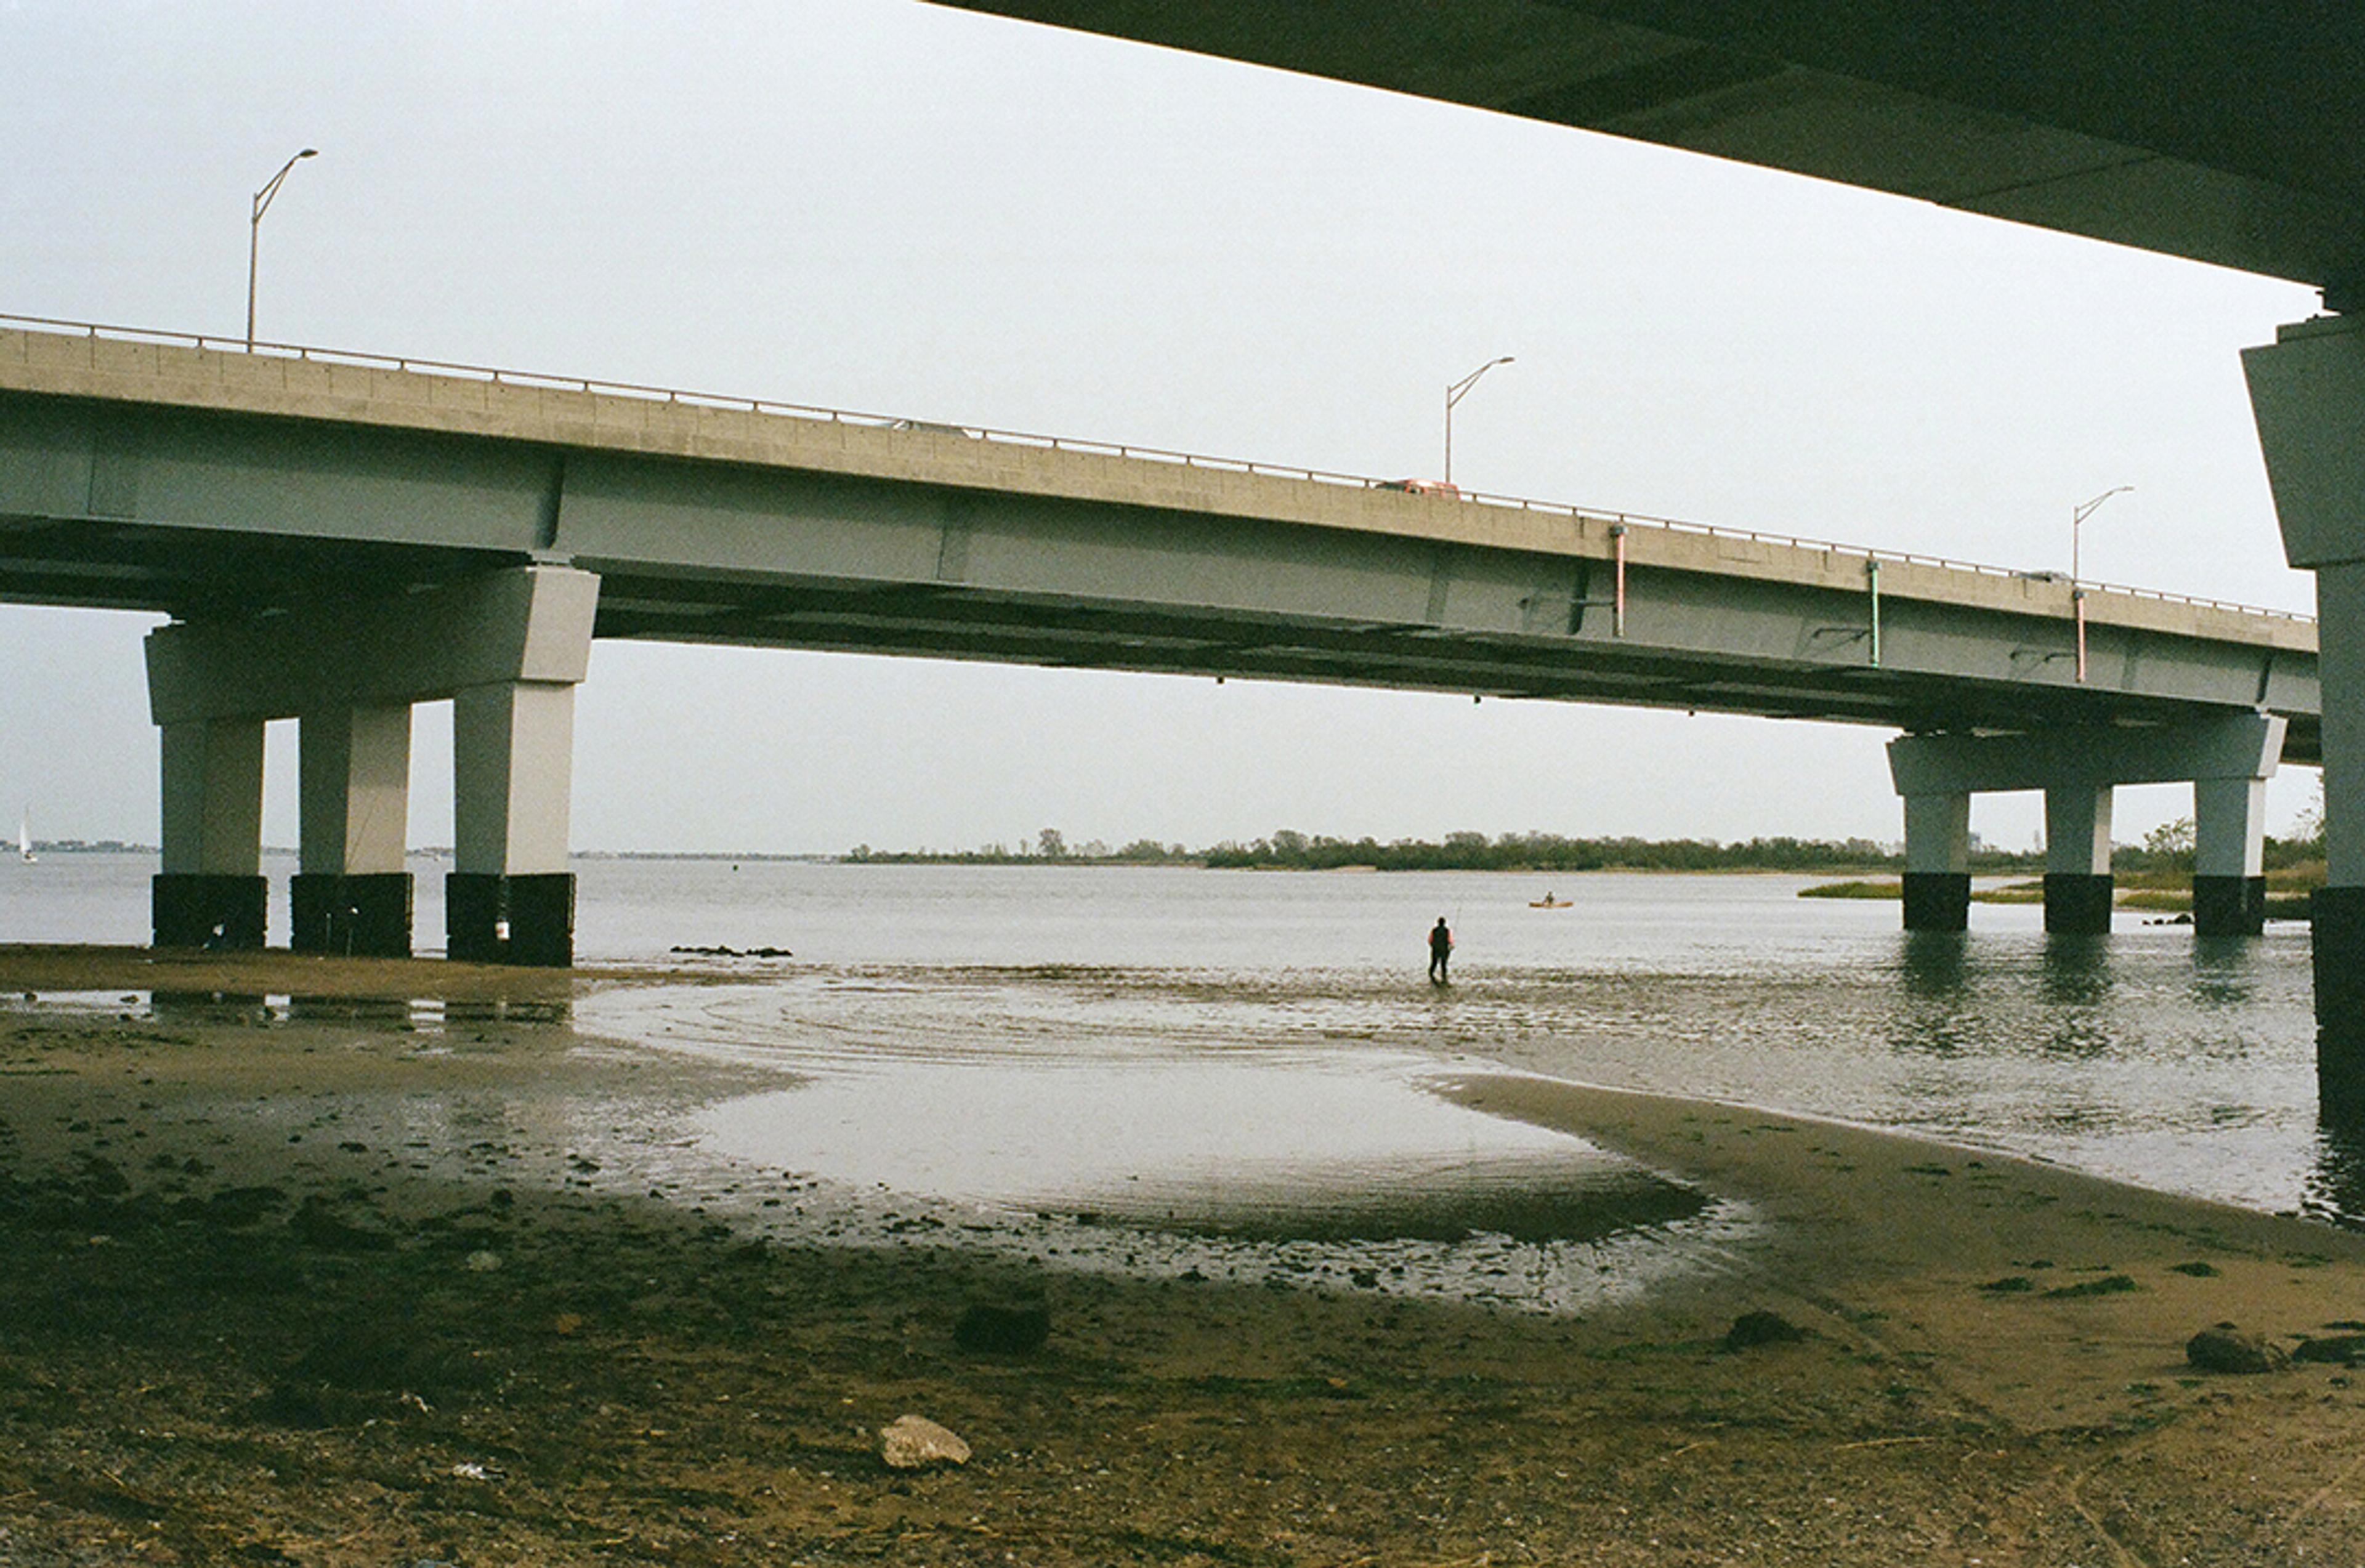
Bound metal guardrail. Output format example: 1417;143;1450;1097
2;310;2316;628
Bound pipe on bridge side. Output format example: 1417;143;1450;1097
144;564;599;966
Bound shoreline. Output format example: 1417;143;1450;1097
7;948;2365;1562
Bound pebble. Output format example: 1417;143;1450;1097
881;1414;971;1469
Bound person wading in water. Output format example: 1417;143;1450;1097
1428;916;1453;985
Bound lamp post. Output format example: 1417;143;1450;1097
2070;485;2130;683
247;148;318;349
1443;355;1513;485
2070;485;2132;588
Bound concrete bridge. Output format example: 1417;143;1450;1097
0;315;2320;965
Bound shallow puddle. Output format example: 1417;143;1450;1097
583;978;1759;1314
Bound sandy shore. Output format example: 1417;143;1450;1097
4;947;2365;1565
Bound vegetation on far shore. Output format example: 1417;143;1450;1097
1797;814;2327;916
852;827;1962;873
848;812;2327;880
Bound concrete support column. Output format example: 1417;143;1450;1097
294;703;414;956
2044;785;2116;934
153;717;268;948
2193;775;2270;936
2314;559;2365;1086
1900;791;1971;931
448;680;578;966
2244;315;2365;1096
146;561;598;968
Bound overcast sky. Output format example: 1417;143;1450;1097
0;0;2328;855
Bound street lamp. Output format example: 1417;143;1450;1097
2070;485;2130;684
2071;485;2132;587
1443;355;1514;485
247;148;318;349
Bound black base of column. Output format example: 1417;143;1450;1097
2044;873;2115;934
1901;872;1970;932
2192;875;2268;937
291;873;414;958
152;874;268;950
446;872;575;967
2316;889;2365;1117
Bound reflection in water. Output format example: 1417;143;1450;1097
135;991;573;1031
2038;933;2113;1007
150;990;270;1024
286;995;412;1025
2188;937;2258;1008
1899;932;1969;1000
2037;935;2116;1057
1890;932;1975;1057
2306;1099;2365;1227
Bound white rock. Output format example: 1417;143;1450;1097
880;1413;971;1469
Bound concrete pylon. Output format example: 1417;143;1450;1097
1888;714;2283;937
448;679;579;966
1899;791;1971;931
2244;315;2365;1096
145;563;599;966
2193;775;2271;936
153;717;267;948
2044;785;2116;934
294;703;414;956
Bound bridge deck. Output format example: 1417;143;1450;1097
0;319;2320;762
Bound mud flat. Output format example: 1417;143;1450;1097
4;946;2365;1566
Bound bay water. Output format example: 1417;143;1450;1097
2;854;2342;1309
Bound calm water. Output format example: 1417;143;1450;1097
4;853;2350;1304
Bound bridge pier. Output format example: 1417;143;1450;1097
2044;785;2116;934
153;717;267;948
1899;792;1971;931
2245;315;2365;1091
1888;714;2284;937
145;563;599;966
2193;774;2271;937
294;703;414;956
449;679;580;966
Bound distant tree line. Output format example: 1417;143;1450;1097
1200;829;1920;873
846;788;2329;876
849;827;1979;872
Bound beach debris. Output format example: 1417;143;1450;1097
1978;1275;2036;1293
449;1460;505;1482
1721;1310;1808;1351
464;1250;503;1272
2291;1333;2365;1365
881;1413;971;1469
289;1196;392;1252
955;1299;1051;1355
2186;1322;2290;1373
669;944;793;959
2042;1272;2140;1299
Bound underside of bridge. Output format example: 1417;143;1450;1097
934;2;2365;298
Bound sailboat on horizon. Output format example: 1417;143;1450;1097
17;808;34;863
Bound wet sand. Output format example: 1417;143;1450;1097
5;946;2365;1565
